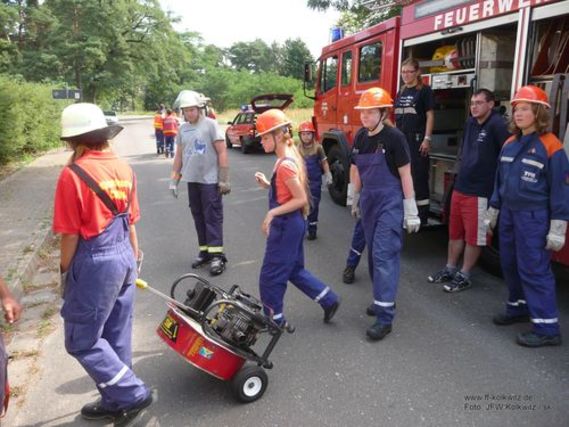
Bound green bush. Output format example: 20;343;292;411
0;75;63;165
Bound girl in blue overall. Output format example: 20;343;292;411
487;86;568;347
350;88;421;341
254;109;340;330
298;121;333;240
53;103;152;422
394;58;434;226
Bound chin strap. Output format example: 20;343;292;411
367;110;387;135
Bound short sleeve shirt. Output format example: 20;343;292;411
300;143;326;161
274;159;299;205
350;126;410;178
53;150;140;240
394;85;434;134
177;116;224;184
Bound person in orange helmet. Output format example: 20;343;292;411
486;85;569;347
350;87;420;341
254;109;340;331
153;108;164;155
297;120;332;240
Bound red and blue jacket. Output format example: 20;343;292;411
490;132;569;220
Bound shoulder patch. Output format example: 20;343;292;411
538;133;563;158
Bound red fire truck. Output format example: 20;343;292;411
305;0;569;270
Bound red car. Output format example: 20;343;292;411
225;94;293;154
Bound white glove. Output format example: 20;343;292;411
484;207;500;234
546;219;567;252
169;178;180;198
218;166;231;195
324;171;333;187
351;191;361;218
403;198;421;233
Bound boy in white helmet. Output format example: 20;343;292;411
170;90;230;275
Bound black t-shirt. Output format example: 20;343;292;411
350;126;410;179
394;85;434;134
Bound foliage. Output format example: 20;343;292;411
307;0;404;32
0;74;62;165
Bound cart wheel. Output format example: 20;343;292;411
231;365;268;403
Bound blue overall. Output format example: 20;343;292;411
346;219;366;268
187;183;224;257
356;150;404;325
61;213;149;411
155;129;164;154
259;159;338;324
490;133;569;336
305;154;322;235
395;87;431;222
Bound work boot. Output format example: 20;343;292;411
366;322;392;341
323;298;340;323
113;390;156;426
307;230;317;240
209;255;227;276
492;313;530;326
81;399;118;420
342;266;355;284
427;267;455;283
443;271;472;293
516;331;561;348
366;303;376;316
191;252;211;269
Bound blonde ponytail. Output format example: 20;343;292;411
282;129;311;216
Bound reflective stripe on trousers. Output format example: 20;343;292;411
356;150;404;326
259;159;338;324
499;207;560;336
61;214;148;410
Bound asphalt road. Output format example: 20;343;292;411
11;120;569;427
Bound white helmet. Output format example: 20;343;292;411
175;90;205;109
61;103;122;141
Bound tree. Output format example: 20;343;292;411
281;38;313;80
307;0;410;32
227;39;276;73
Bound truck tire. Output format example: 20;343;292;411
327;144;349;206
225;133;233;149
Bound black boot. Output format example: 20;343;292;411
191;252;211;269
366;322;392;341
209;255;227;276
342;266;355;284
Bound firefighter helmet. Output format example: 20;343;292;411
354;87;393;110
430;45;460;73
298;121;315;133
60;103;123;142
256;109;291;136
511;85;551;108
175;90;205;109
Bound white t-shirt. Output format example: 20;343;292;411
176;116;224;184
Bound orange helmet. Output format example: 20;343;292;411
256;109;291;136
355;87;393;110
511;85;550;108
298;121;315;133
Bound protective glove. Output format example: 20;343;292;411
546;219;567;252
169;177;180;198
484;207;500;234
218;166;231;195
403;198;421;233
324;171;333;187
351;191;361;219
59;266;68;298
136;249;144;274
